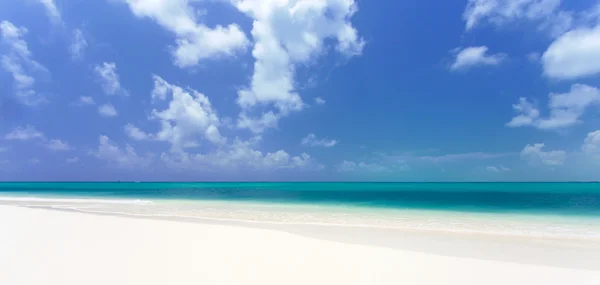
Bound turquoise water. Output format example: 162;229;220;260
1;182;600;239
0;182;599;215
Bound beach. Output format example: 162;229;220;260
2;205;600;285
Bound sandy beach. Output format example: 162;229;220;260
1;205;600;285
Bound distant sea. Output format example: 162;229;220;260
1;182;600;239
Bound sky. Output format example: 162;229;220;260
1;0;600;181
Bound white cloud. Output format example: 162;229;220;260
463;0;567;34
69;29;87;60
145;75;224;150
539;10;573;37
66;157;79;163
98;103;118;117
91;135;152;168
36;0;62;24
521;143;566;165
527;52;541;62
233;0;364;133
314;97;326;105
506;97;540;127
121;0;248;67
542;26;600;79
463;0;498;30
450;46;506;71
151;75;169;102
418;152;513;163
0;147;7;152
486;166;500;172
28;158;41;164
94;62;127;95
124;123;150;140
0;21;48;106
46;139;72;151
237;112;279;134
336;160;389;173
507;84;600;129
5;125;45;141
161;137;315;171
486;165;511;172
4;125;74;152
582;130;600;154
74;96;96;106
301;134;338;148
128;75;317;172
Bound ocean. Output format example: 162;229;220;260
1;182;600;239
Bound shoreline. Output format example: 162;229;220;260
1;193;600;240
29;203;600;242
3;195;598;239
16;204;600;271
1;205;600;285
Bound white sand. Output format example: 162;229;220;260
1;206;599;285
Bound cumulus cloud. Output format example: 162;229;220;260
91;135;153;168
161;137;315;171
506;98;540;127
463;0;570;35
5;125;74;152
542;26;600;79
146;75;224;150
151;75;170;102
301;134;338;147
98;103;118;117
5;125;73;151
5;125;45;141
237;112;279;134
69;29;87;60
124;123;150;140
46;139;72;151
582;130;600;154
36;0;62;24
521;143;566;165
314;97;326;105
450;46;506;71
94;62;127;95
120;0;248;67
0;21;48;106
233;0;364;133
124;75;317;171
73;96;95;106
507;84;600;129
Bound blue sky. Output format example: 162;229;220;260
1;0;600;181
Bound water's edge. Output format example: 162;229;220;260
10;204;600;271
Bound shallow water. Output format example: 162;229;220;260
1;182;600;239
